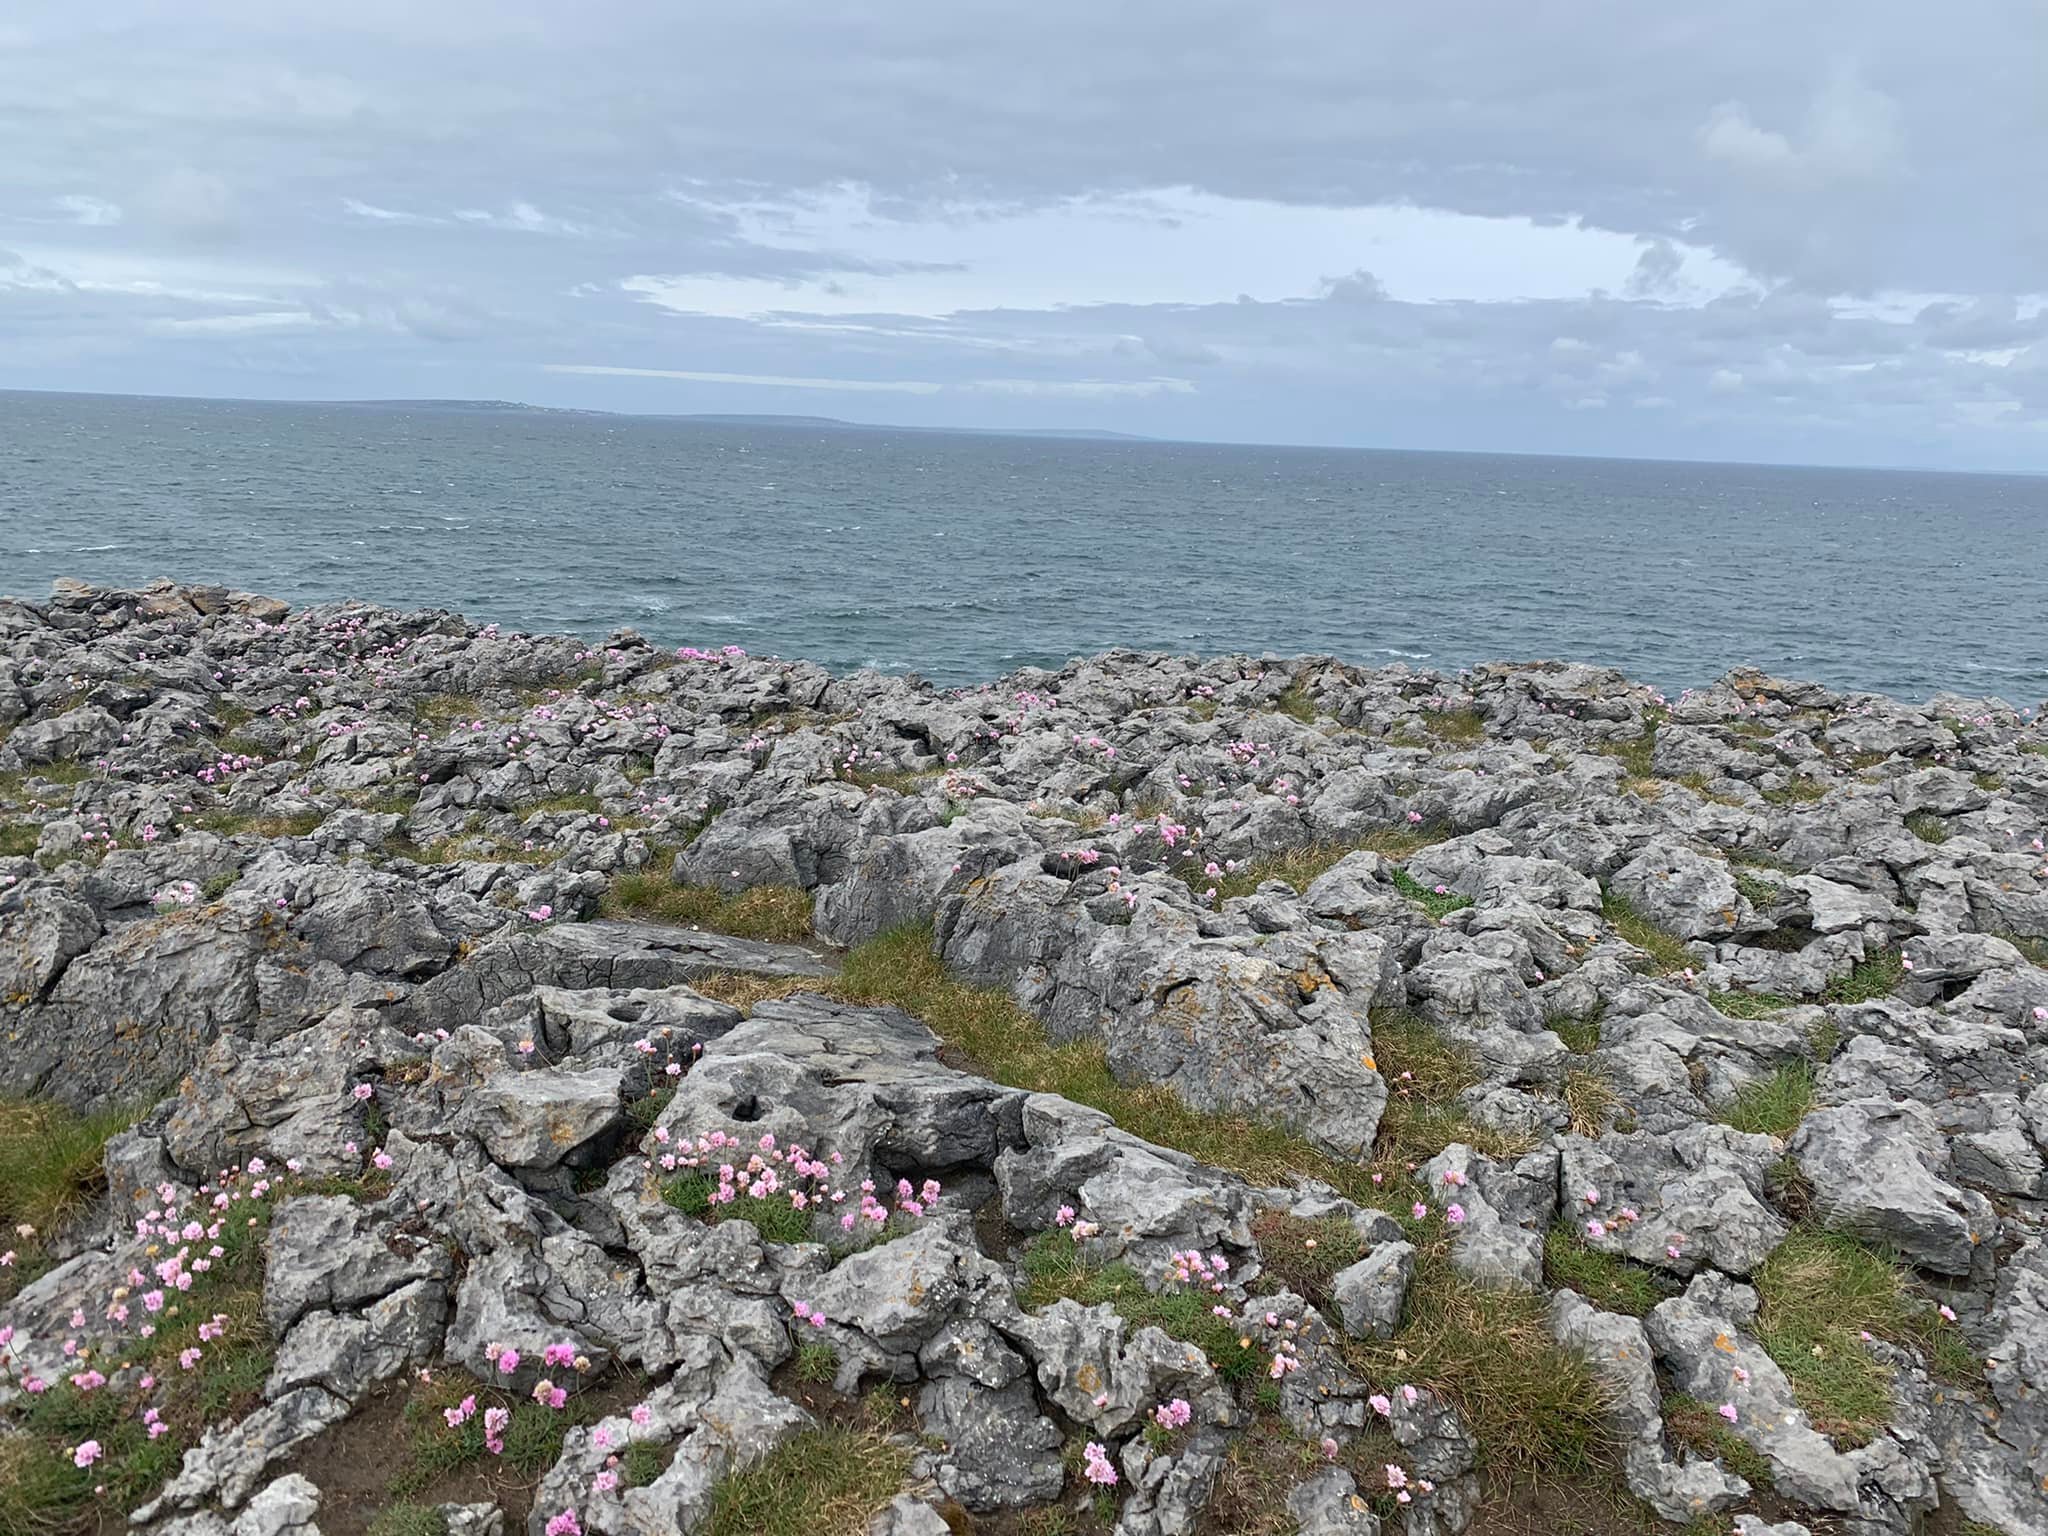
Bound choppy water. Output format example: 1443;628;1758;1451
3;389;2044;702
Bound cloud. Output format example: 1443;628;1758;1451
137;167;236;240
964;377;1195;398
0;1;2038;464
53;195;122;227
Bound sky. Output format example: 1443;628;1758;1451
2;3;2044;469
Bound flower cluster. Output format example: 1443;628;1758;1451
654;1128;941;1237
1081;1440;1118;1486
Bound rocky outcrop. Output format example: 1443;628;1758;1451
5;580;2048;1536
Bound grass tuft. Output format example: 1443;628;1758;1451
367;1505;448;1536
1542;1224;1675;1318
1707;990;1793;1020
601;873;815;943
1421;708;1486;744
1752;1227;1979;1448
1718;1063;1816;1138
1823;949;1904;1004
1019;1233;1265;1384
1663;1395;1775;1488
0;1097;138;1296
1551;1012;1603;1054
659;1173;815;1245
1600;892;1693;974
701;1425;911;1536
1388;867;1475;920
1902;811;1949;844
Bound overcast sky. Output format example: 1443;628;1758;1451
2;3;2044;468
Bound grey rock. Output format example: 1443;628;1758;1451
1789;1098;1998;1276
463;1065;626;1170
1558;1124;1789;1278
1284;1467;1381;1535
1549;1289;1748;1522
1329;1241;1414;1339
262;1196;454;1335
231;1474;323;1536
915;1374;1065;1509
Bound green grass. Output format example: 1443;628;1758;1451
1731;869;1780;909
1707;990;1794;1020
1551;1012;1604;1054
659;1173;816;1244
1903;812;1950;844
793;1340;838;1383
367;1506;448;1536
0;1098;137;1267
1595;713;1663;778
0;822;37;856
1718;1063;1817;1138
1542;1224;1675;1317
1421;708;1486;744
841;765;941;794
1019;1233;1267;1384
389;1375;592;1495
1823;949;1904;1004
1752;1227;1979;1448
601;872;815;943
1388;866;1475;919
1662;1395;1775;1488
412;693;484;727
700;1425;911;1536
622;1439;670;1488
1245;1211;1368;1314
1600;891;1693;974
1564;1067;1620;1136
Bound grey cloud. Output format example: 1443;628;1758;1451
0;1;2038;465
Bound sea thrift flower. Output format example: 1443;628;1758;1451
1082;1442;1118;1486
1718;1403;1739;1424
73;1440;102;1468
1446;1203;1466;1225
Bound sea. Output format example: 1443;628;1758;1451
3;389;2043;704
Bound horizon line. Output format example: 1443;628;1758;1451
1;382;2039;481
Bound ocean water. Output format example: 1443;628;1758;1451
3;389;2044;702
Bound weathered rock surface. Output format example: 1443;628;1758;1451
6;581;2048;1536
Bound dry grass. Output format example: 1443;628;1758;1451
688;971;820;1013
1563;1068;1620;1137
1207;827;1446;901
600;873;815;944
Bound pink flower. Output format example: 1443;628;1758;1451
1081;1442;1118;1487
72;1440;102;1468
1369;1394;1392;1417
629;1405;651;1426
496;1348;522;1374
544;1512;583;1536
351;1083;374;1101
372;1149;394;1171
1939;1304;1956;1322
1446;1203;1466;1225
1717;1403;1739;1424
1412;1202;1428;1219
1586;1220;1607;1239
